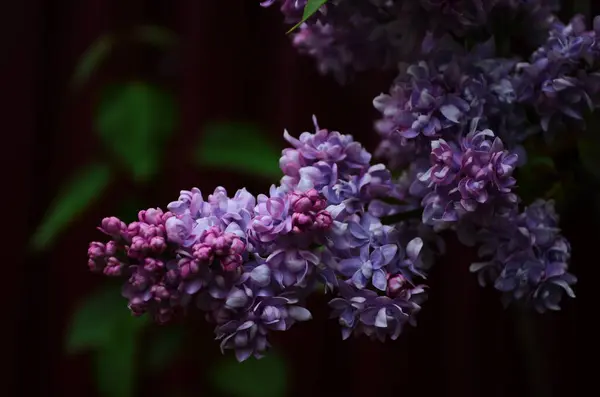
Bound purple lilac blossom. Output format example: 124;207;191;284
514;14;600;133
261;1;555;81
467;200;576;311
418;126;519;226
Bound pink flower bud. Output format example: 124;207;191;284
387;274;408;297
100;217;126;237
149;236;167;254
103;257;124;276
138;208;164;225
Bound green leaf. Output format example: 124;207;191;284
528;155;555;170
195;122;281;179
95;329;137;397
286;0;328;34
144;326;185;372
578;133;600;181
212;353;287;397
132;25;178;48
66;283;148;397
65;283;148;354
71;35;115;90
96;82;178;182
31;163;111;251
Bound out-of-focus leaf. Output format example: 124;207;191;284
95;327;137;397
212;353;287;397
144;326;185;372
71;35;115;90
578;133;600;181
287;0;328;33
528;156;555;170
96;82;178;182
132;25;178;48
65;283;148;354
195;122;281;178
31;163;111;251
66;283;148;397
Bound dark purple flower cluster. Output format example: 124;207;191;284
418;126;519;226
88;118;442;359
85;0;585;363
514;15;600;132
466;200;576;312
261;0;557;81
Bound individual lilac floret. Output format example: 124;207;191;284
514;15;600;133
328;281;427;341
373;61;471;141
280;116;371;190
339;244;398;291
216;293;312;361
468;200;577;312
419;127;519;225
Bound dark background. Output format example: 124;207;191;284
6;1;597;396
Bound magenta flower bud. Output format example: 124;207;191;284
291;193;313;213
149;236;167;254
105;240;118;256
87;258;102;272
179;258;200;279
103;257;124;276
212;235;231;255
151;284;170;301
100;217;127;237
138;208;164;225
387;274;408;297
127;236;149;258
88;242;105;258
314;210;333;230
141;224;163;239
292;212;313;233
192;243;213;262
126;222;142;239
221;254;243;272
144;258;164;272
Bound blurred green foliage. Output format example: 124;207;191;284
37;22;290;397
96;82;178;182
287;0;329;33
31;163;111;250
211;353;288;397
71;25;177;90
195;121;282;178
143;326;185;373
67;283;148;397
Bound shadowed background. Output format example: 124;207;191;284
6;1;596;397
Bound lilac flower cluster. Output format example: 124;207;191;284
514;15;600;133
262;0;558;80
465;199;576;312
88;118;440;359
85;0;585;362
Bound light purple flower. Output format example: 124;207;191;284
339;244;398;290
